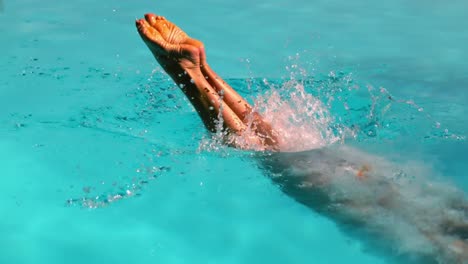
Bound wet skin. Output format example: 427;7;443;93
135;13;468;263
136;14;278;150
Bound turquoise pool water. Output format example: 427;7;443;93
0;0;466;263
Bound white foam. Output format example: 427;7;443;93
196;75;468;262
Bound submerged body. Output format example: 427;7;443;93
259;146;468;263
135;13;468;263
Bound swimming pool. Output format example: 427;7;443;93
0;0;466;263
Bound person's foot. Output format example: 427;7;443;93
136;14;205;70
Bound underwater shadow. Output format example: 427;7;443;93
254;145;467;264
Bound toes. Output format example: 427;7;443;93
143;14;165;34
145;13;168;30
136;19;163;45
144;13;157;27
136;18;180;55
137;13;196;55
135;19;148;34
135;19;150;34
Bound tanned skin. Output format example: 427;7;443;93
135;13;468;263
136;14;278;150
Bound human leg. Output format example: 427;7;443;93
135;13;277;149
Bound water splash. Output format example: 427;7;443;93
66;165;169;209
254;80;342;152
197;76;342;152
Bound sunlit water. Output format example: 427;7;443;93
0;0;467;264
